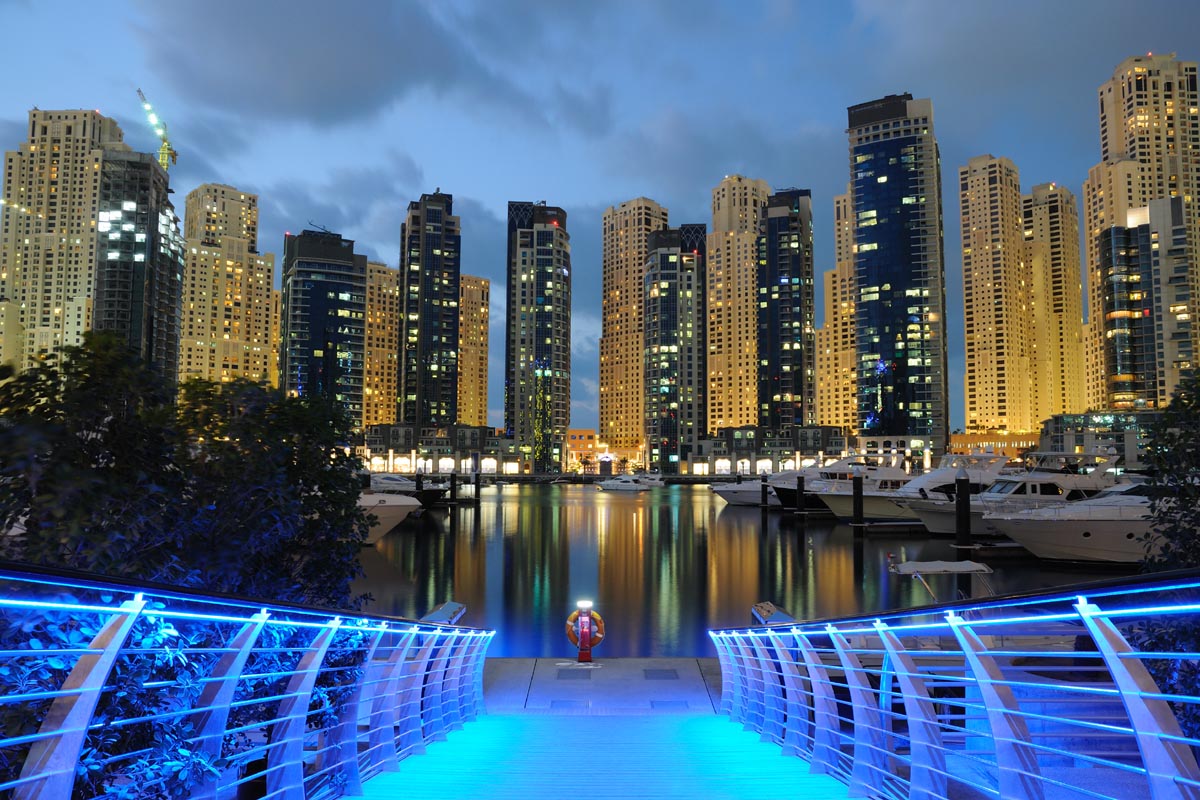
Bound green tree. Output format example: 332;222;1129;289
1143;371;1200;571
0;333;368;609
1135;372;1200;739
175;378;369;609
0;334;183;577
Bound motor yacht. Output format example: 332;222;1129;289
596;475;651;492
712;480;781;507
802;454;913;521
907;451;1124;536
983;482;1161;563
357;492;422;544
368;473;448;507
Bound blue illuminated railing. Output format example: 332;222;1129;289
0;562;494;800
710;570;1200;800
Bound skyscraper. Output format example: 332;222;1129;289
399;191;461;429
279;230;366;424
1099;197;1192;409
1;109;183;378
848;94;947;457
707;175;770;433
815;188;857;433
600;198;668;462
364;260;399;428
644;224;706;474
1083;157;1145;409
91;150;185;380
505;201;571;472
960;154;1030;433
1087;53;1200;403
178;184;275;386
458;274;490;428
757;188;815;432
1023;182;1085;420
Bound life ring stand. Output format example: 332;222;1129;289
565;609;605;648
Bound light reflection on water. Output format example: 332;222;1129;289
356;484;1123;658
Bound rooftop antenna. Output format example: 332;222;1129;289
307;220;333;234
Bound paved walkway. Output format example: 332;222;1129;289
361;658;848;800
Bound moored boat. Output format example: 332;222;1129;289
982;482;1161;563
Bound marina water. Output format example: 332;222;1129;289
355;483;1120;657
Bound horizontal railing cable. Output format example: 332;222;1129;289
711;568;1200;800
0;563;494;800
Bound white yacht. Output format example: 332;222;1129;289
596;475;650;492
712;480;781;507
357;492;422;543
803;454;913;522
983;482;1160;563
907;451;1123;536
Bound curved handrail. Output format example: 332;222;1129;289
0;563;494;799
711;571;1200;800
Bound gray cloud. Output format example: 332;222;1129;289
131;0;612;135
250;151;425;260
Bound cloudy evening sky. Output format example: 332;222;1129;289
2;0;1198;430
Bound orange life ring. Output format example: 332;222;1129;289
565;609;605;648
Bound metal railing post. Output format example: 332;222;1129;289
264;618;342;799
947;611;1045;800
1075;598;1200;800
328;623;386;796
365;629;417;772
189;610;270;800
749;633;786;744
396;633;438;758
826;624;892;796
16;595;147;800
711;633;739;717
874;620;948;800
793;630;843;775
768;631;813;758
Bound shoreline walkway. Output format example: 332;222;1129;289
362;658;848;799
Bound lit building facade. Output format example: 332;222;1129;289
848;94;948;457
757;188;816;434
364;260;399;428
565;428;601;473
178;184;275;386
815;188;857;433
1099;198;1192;409
707;175;770;433
1083;157;1145;409
1024;182;1086;420
399;192;461;429
505;201;571;473
91;150;185;380
279;230;366;424
457;274;490;428
600;197;668;461
1;109;182;379
644;224;707;474
1086;53;1200;403
960;154;1030;433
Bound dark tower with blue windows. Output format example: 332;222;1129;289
847;94;948;457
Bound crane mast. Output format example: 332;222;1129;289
136;88;177;172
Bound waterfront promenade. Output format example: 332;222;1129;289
363;658;849;800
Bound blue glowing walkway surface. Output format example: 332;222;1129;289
362;714;848;800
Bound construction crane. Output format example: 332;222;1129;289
136;88;177;172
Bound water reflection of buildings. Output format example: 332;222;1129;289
358;487;1107;657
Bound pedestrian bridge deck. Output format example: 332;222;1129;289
362;658;848;800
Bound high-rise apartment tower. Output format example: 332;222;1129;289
848;94;947;456
505;201;571;472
